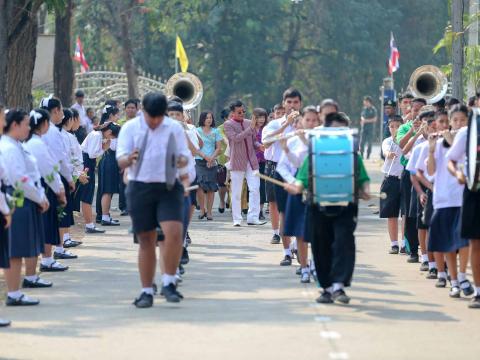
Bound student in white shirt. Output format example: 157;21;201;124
427;104;474;298
0;109;49;306
446;121;480;308
117;93;191;308
71;90;92;143
379;116;404;254
24;109;69;273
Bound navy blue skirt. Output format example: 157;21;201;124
59;176;74;228
428;207;469;252
41;180;61;245
183;195;192;241
98;150;119;195
8;198;44;258
74;154;96;209
0;214;10;268
284;194;306;238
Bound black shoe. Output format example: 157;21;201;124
259;211;265;221
468;295;480;309
101;219;120;226
133;292;153;308
436;277;447;288
63;239;82;248
218;207;225;214
332;289;351;304
179;264;185;275
152;283;158;295
280;255;292;266
270;234;281;244
120;209;129;216
407;255;419;263
242;209;248;215
295;267;302;276
198;212;206;220
180;247;189;265
426;268;438;279
161;283;183;303
0;318;11;327
226;202;230;209
389;245;399;254
316;291;333;304
186;232;192;245
6;294;40;306
85;226;105;234
399;246;406;254
420;261;429;271
40;261;69;272
54;251;78;260
460;280;475;296
22;277;53;288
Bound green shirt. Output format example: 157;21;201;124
396;121;413;166
217;124;228;166
296;154;370;191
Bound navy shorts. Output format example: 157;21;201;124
265;161;277;202
379;176;401;218
273;171;288;213
127;181;184;234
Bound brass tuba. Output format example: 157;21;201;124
408;65;448;104
165;72;203;110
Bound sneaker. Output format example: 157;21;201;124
399;246;407;254
449;286;461;298
54;250;77;260
186;232;192;245
179;264;185;275
233;221;241;227
300;272;311;283
133;292;153;308
460;280;475;296
389;245;399;254
270;234;281;244
22;277;53;288
6;294;40;306
426;268;438;279
247;220;267;225
280;255;292;266
436;277;447;288
0;318;11;327
85;226;105;234
468;295;480;309
161;283;183;303
63;238;82;248
120;209;129;216
407;255;419;263
332;289;351;304
420;261;429;271
316;291;333;304
295;267;302;276
180;247;189;265
101;218;120;226
40;261;69;272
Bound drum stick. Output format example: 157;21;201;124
185;185;199;192
253;170;286;187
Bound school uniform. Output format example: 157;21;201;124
116;113;190;234
0;157;11;268
24;134;64;246
95;139;120;221
446;126;480;239
406;139;427;229
414;141;435;227
379;136;403;218
428;138;469;252
58;129;75;228
0;136;46;258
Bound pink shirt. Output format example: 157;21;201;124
224;118;259;171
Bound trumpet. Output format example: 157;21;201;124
263;127;359;145
427;129;460;139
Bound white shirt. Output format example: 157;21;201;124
24;134;64;194
116;113;190;183
276;137;307;184
381;136;403;177
0;135;46;204
110;138;117;151
42;122;74;182
262;117;294;163
446;126;467;175
406;139;425;175
431;138;464;209
71;102;93;133
185;124;200;150
0;157;11;215
415;141;435;182
67;132;84;177
81;131;105;159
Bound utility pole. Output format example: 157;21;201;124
452;0;464;99
468;0;479;97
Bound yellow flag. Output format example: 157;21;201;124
176;35;189;73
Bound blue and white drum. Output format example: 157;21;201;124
467;108;480;192
309;127;357;206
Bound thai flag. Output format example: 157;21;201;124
388;32;399;75
73;37;90;73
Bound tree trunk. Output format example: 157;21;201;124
0;0;8;105
452;0;464;99
120;12;138;99
54;0;74;107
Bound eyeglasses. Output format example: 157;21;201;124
236;110;245;114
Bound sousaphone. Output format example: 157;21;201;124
165;72;203;110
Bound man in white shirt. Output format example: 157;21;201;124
71;90;92;143
117;93;190;308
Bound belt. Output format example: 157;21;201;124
385;175;401;179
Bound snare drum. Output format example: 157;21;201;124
309;128;357;206
467;108;480;192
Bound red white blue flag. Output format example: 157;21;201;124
74;37;90;73
388;32;399;75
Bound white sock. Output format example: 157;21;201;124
438;271;447;279
284;248;292;257
25;275;38;282
391;240;399;247
85;223;95;229
325;286;333;294
451;279;459;287
102;215;110;221
273;229;280;235
55;246;64;253
458;272;466;283
428;261;437;270
421;254;428;262
142;287;154;295
301;267;310;274
162;273;177;287
332;282;344;292
41;257;54;266
7;290;22;299
63;233;70;241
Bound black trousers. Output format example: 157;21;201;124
401;170;419;256
307;204;357;289
119;173;127;211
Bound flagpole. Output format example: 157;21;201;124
175;34;178;74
